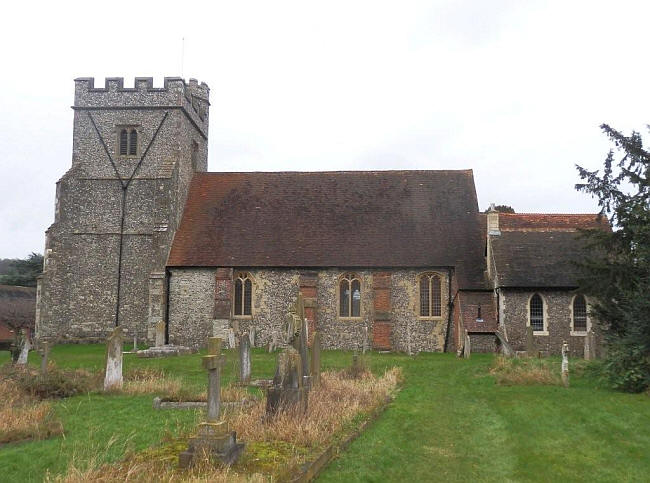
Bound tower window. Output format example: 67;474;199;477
117;126;139;157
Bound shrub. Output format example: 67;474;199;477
603;342;650;393
0;364;99;399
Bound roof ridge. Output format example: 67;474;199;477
196;169;474;175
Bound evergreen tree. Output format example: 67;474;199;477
0;252;43;287
576;124;650;392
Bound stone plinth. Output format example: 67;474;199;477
178;422;244;468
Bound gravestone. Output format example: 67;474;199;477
240;333;251;384
39;341;50;375
463;331;471;359
228;329;236;349
362;326;369;354
299;315;310;389
266;346;308;415
561;341;569;388
155;320;165;347
16;332;31;365
104;326;124;391
249;327;256;347
526;326;536;356
311;331;321;387
584;330;597;360
179;337;244;468
268;332;278;353
132;336;138;353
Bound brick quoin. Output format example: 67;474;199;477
299;272;318;346
372;272;392;350
213;268;233;318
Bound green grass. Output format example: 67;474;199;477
1;347;649;482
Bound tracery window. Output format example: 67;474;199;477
339;273;361;318
529;293;545;332
419;273;442;317
233;272;253;317
118;127;138;156
573;295;587;332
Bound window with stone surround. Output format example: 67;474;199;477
572;295;587;332
117;126;139;157
419;272;442;318
529;293;545;332
233;272;253;317
339;272;361;318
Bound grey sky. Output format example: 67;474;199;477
1;0;649;258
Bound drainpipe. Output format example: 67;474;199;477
443;267;454;353
165;269;171;345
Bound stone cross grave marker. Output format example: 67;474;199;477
561;341;570;388
266;346;308;415
16;331;31;365
155;320;165;347
104;326;124;391
239;333;251;384
39;341;50;375
178;337;245;467
311;331;321;387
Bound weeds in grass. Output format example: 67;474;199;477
489;356;560;386
0;378;64;444
1;363;100;399
52;367;402;482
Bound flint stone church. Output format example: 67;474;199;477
35;77;606;355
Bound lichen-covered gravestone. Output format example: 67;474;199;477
463;330;471;359
39;341;50;375
266;347;308;415
179;337;244;468
104;326;124;391
16;331;31;365
239;333;251;384
561;341;570;388
584;329;597;360
526;326;536;357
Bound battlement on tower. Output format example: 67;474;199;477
73;77;210;133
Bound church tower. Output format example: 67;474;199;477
36;77;210;343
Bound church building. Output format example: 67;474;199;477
35;77;605;355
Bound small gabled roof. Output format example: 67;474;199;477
491;213;608;288
168;170;487;289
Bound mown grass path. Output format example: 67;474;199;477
1;348;649;482
320;353;650;482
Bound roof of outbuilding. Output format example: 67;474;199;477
0;284;36;330
168;170;488;289
491;213;607;288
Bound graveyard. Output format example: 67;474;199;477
1;342;649;482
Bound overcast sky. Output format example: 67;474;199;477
1;0;649;259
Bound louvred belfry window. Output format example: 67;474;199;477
234;272;253;317
419;273;442;317
339;273;361;318
573;295;587;331
129;130;138;155
530;294;544;331
119;129;128;155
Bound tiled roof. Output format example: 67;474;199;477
459;291;498;333
491;213;608;288
168;170;487;289
499;213;608;231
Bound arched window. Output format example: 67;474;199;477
529;294;544;332
233;272;253;317
339;273;361;318
119;129;128;155
128;129;138;155
419;273;442;317
573;295;587;332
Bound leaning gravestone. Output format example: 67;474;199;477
104;326;124;391
495;331;515;358
240;333;251;384
463;330;471;359
179;337;244;468
16;332;31;365
311;331;321;387
561;341;570;388
584;329;597;360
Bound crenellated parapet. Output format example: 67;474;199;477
73;77;210;135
